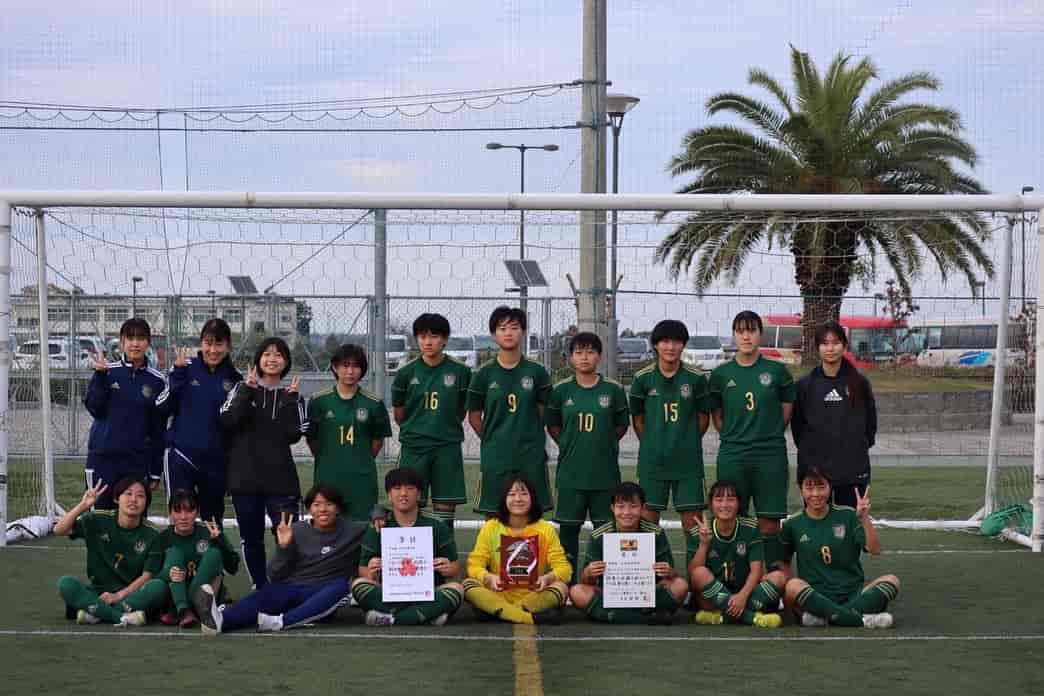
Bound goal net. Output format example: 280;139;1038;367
1;193;1040;550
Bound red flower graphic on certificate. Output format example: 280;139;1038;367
399;556;418;577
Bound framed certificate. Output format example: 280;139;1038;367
499;534;540;588
380;526;435;603
602;532;655;608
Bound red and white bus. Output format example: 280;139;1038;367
760;314;906;368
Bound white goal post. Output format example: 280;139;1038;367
0;191;1041;551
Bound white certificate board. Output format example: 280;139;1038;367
380;525;435;603
602;532;656;609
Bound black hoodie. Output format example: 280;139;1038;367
219;381;308;497
791;361;877;486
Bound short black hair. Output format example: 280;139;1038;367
120;318;152;342
708;480;740;500
496;473;542;525
384;467;426;493
253;336;292;378
200;318;232;345
413;313;451;338
815;320;848;348
798;465;833;487
112;475;152;512
168;488;199;513
610;481;646;506
732;310;763;334
330;343;368;379
304;483;345;512
488;306;527;333
569;331;602;354
650;319;689;347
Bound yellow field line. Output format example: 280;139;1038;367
513;623;545;696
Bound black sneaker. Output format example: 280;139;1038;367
531;608;563;626
194;584;222;636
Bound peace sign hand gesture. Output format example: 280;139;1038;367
79;481;107;510
174;346;193;368
276;511;294;548
855;486;872;520
698;510;713;546
205;517;222;539
245;366;258;389
286;376;301;394
91;351;109;372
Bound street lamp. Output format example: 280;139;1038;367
606;93;640;379
1021;186;1035;314
486;142;559;314
131;276;143;318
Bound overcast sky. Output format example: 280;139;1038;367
2;1;1042;335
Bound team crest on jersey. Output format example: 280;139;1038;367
196;540;210;554
520;376;534;391
190;379;201;387
736;543;747;556
680;383;692;399
799;533;811;543
759;372;772;386
222;380;234;392
356;408;369;422
141;384;154;398
833;525;846;540
444;373;456;387
598;394;611;408
134;540;146;554
320;545;332;555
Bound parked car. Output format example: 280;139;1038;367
683;335;727;371
475;335;497;363
445;335;478;368
385;334;410;373
617;337;653;363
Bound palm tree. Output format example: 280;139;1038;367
658;46;993;360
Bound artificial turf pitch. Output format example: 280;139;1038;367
2;464;1043;695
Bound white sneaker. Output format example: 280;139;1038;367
76;609;101;625
365;610;395;627
801;611;828;627
257;612;284;632
118;610;146;627
862;612;894;629
431;613;449;627
197;584;223;636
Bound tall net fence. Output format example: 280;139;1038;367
4;203;1038;532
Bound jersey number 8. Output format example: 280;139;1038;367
820;545;832;565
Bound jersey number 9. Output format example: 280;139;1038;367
507;393;518;412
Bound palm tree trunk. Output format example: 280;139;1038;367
793;221;859;365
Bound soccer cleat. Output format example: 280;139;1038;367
76;609;102;625
178;609;200;629
159;612;179;626
256;612;284;632
431;613;450;627
365;610;395;627
861;612;894;629
118;610;147;627
692;610;724;626
196;583;222;636
753;612;783;629
531;608;563;626
801;611;828;627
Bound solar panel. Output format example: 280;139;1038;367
503;260;548;288
228;276;258;294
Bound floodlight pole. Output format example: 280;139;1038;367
606;94;639;379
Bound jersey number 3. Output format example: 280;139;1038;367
744;391;756;411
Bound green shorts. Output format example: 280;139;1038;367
715;451;788;518
475;459;553;515
398;443;467;506
553;487;614;525
639;476;706;512
320;472;379;522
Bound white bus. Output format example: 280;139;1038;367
898;318;1027;368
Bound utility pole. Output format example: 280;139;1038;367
578;0;607;351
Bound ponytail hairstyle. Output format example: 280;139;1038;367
814;321;866;408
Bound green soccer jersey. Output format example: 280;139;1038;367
156;523;240;577
709;356;796;456
546;375;629;490
583;519;673;586
392;356;472;447
628;362;710;481
359;513;458;587
467;357;551;473
70;511;163;593
685;516;764;590
780;505;867;601
307;387;393;485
